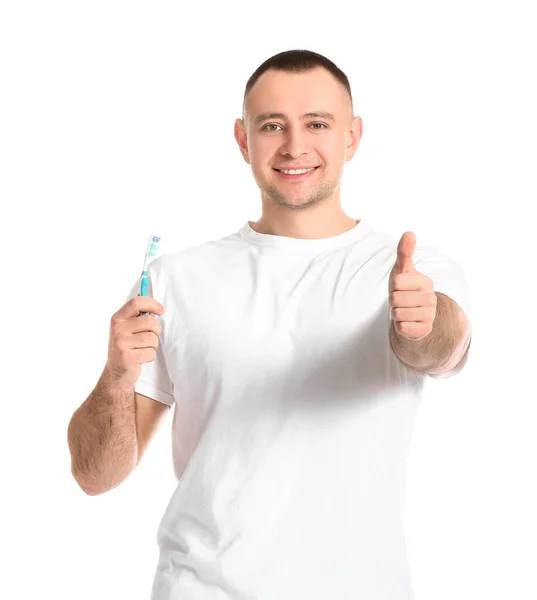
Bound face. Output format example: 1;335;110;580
234;67;362;212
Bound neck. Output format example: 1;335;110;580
250;214;359;240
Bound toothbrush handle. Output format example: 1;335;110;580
140;271;148;315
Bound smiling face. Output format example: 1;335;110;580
235;67;362;212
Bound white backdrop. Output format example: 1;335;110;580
1;1;535;598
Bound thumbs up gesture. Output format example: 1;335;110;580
389;232;437;341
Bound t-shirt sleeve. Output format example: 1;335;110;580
124;266;175;406
413;245;473;332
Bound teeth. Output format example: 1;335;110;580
279;168;315;175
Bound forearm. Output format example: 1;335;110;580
389;291;471;376
67;366;138;495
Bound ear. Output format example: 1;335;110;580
345;116;363;161
234;118;250;165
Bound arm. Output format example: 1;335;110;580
389;291;471;378
67;365;169;496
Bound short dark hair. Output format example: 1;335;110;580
242;49;354;123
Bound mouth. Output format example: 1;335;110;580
273;166;319;181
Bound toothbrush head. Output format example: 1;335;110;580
142;234;162;271
146;235;161;259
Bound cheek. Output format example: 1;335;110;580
249;143;274;170
325;138;346;158
315;137;344;163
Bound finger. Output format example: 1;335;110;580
395;232;417;273
395;321;432;340
390;291;435;308
129;315;163;335
391;307;432;322
131;331;160;349
117;296;165;320
391;273;433;292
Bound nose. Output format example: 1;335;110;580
279;125;310;158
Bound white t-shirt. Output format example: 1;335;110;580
126;219;472;600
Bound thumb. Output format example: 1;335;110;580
394;231;417;274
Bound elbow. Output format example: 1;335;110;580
70;465;132;497
71;467;109;496
428;336;472;379
67;418;138;496
80;485;105;497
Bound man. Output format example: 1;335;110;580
68;49;472;599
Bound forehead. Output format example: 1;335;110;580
247;67;347;117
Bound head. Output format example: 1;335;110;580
234;49;362;213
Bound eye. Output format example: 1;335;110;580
261;123;328;131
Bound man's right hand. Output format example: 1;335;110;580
105;295;165;389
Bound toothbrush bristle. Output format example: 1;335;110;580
149;237;160;257
144;234;162;263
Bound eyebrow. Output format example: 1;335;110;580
253;111;336;126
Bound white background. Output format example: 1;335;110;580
1;1;535;598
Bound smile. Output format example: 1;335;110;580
273;167;319;180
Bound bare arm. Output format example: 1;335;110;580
67;365;169;495
389;291;471;377
68;294;169;495
67;365;137;495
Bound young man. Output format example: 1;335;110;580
68;49;472;599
